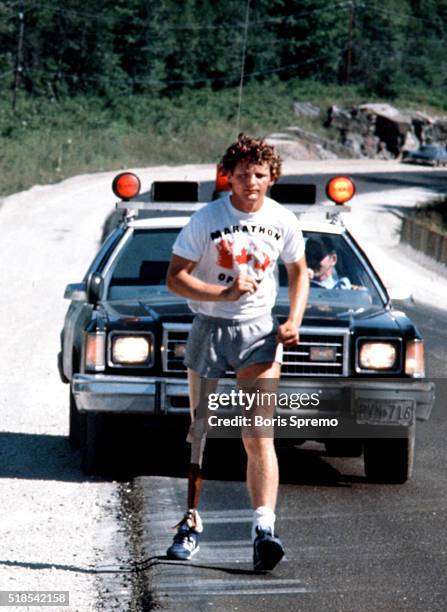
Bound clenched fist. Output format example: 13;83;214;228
276;320;299;346
223;274;258;302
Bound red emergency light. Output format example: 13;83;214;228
326;176;355;205
112;172;141;201
214;165;230;193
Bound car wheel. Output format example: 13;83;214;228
80;412;110;475
325;439;363;457
69;388;83;449
363;426;415;484
80;413;134;477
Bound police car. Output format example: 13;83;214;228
58;171;435;481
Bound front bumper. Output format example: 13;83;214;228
72;374;435;422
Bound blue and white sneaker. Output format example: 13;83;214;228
253;526;284;571
166;510;202;561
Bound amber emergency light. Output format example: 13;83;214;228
215;165;230;192
326;176;355;205
112;172;141;201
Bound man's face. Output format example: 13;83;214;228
227;161;274;212
312;253;337;281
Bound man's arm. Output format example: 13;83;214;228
277;256;310;346
167;254;258;302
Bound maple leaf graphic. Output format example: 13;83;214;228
235;248;252;265
215;239;234;269
254;253;271;271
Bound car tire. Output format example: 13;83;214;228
325;439;363;457
80;412;110;475
363;426;415;484
69;388;83;449
79;413;134;477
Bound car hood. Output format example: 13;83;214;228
101;287;401;331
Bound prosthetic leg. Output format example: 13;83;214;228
173;371;218;533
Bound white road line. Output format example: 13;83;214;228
160;588;312;597
157;578;312;596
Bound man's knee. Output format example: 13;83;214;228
242;434;275;456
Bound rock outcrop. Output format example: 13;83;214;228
326;103;447;159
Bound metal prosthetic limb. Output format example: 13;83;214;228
174;374;216;533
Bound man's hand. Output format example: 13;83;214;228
223;274;258;301
276;320;299;346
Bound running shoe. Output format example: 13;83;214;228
253;526;284;571
166;524;200;560
166;510;202;560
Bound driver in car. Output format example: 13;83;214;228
305;236;352;289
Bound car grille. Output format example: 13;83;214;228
282;329;348;376
162;323;349;377
162;324;191;374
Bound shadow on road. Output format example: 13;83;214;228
131;434;366;488
0;431;90;482
0;426;366;486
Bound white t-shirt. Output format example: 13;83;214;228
311;274;352;290
172;194;305;320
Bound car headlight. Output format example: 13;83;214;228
111;335;153;365
358;341;398;370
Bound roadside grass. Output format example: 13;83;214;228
1;78;446;196
410;197;447;236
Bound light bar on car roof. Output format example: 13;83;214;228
270;183;317;204
112;172;354;222
151;181;199;202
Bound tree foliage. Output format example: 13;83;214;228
0;0;446;101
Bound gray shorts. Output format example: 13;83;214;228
184;313;283;378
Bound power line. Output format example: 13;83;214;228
250;2;351;25
355;2;445;26
21;50;341;89
6;0;352;31
0;69;15;80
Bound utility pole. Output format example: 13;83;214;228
345;1;355;85
236;0;250;136
12;0;25;111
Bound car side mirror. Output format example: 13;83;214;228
64;282;87;301
87;273;104;304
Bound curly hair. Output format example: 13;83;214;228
220;134;282;182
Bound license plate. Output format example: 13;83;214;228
356;399;415;426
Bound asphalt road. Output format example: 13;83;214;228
1;161;445;611
132;299;447;612
126;162;447;612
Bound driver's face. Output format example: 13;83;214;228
312;253;337;281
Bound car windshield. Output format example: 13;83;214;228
106;228;385;307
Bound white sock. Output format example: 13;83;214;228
251;506;276;542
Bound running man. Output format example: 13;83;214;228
166;134;309;570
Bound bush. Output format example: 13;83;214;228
410;197;447;235
0;78;445;196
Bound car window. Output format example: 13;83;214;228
108;229;179;289
106;228;384;307
301;231;384;307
